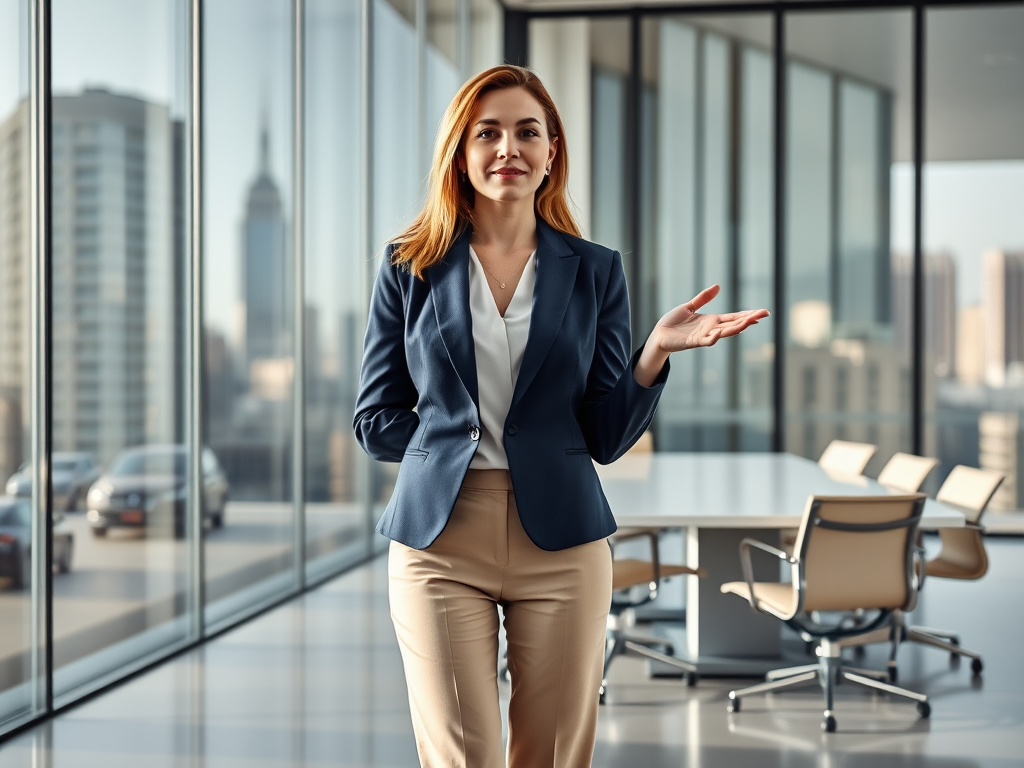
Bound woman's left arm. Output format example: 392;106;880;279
632;284;770;388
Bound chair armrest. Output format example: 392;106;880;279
738;538;797;612
610;529;662;584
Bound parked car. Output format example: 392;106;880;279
5;452;101;511
86;445;229;539
0;498;74;589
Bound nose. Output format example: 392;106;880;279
497;131;519;159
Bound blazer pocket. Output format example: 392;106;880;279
564;448;591;456
403;448;430;462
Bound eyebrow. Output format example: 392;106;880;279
474;117;542;127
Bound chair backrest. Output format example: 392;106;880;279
935;465;1004;524
793;494;925;614
817;440;878;476
877;452;940;492
927;465;1004;581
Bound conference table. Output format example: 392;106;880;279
595;452;966;676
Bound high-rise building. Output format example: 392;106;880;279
892;251;956;378
0;89;183;469
983;249;1024;387
242;123;291;382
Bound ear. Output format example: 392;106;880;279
456;152;467;175
547;136;558;168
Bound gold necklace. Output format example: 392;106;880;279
480;257;528;290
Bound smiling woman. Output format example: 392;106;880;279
353;63;768;768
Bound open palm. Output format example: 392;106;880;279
655;285;769;353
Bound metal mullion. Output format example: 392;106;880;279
187;0;205;639
361;0;376;550
28;0;52;717
626;10;641;339
771;8;785;453
293;0;307;588
911;1;924;456
416;0;428;183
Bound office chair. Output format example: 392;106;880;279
600;527;705;703
721;494;930;733
839;465;1004;680
817;439;879;476
598;430;705;703
876;452;940;493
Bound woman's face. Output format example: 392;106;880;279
460;86;558;208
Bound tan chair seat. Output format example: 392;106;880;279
612;559;703;592
720;581;797;617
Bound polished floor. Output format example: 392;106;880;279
1;537;1022;767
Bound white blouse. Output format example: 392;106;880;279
467;245;536;470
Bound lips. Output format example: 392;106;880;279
493;168;526;178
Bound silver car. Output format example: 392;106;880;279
5;452;101;512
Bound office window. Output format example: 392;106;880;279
639;15;774;451
785;10;913;474
50;0;192;704
0;0;34;729
923;7;1024;511
204;0;296;629
304;0;370;579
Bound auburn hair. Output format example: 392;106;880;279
390;65;580;278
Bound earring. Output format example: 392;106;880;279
545;167;551;176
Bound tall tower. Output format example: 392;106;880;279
984;249;1024;387
241;121;290;383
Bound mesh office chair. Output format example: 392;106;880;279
721;494;930;733
840;465;1004;680
599;430;705;703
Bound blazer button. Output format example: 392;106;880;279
469;425;481;441
507;425;518;436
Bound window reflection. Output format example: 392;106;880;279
785;11;913;473
204;0;295;626
923;7;1024;512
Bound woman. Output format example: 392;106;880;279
354;65;768;768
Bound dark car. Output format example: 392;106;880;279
86;445;229;539
0;498;74;589
5;452;101;511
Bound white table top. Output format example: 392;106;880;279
596;452;965;529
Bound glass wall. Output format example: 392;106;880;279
304;0;368;580
49;0;192;703
204;0;296;629
923;6;1024;511
0;0;32;729
640;15;775;451
785;11;914;475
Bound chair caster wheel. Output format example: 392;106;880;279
888;666;898;683
822;714;837;733
853;645;866;658
598;688;606;706
664;644;675;656
686;671;699;687
917;701;931;718
726;694;740;713
971;658;983;676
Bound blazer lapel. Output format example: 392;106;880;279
512;220;578;408
427;229;479;407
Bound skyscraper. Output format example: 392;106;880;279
983;249;1024;387
242;122;291;382
892;252;957;378
0;89;183;468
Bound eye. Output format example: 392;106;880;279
476;129;497;139
520;128;540;138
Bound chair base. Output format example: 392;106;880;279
837;611;984;680
599;630;699;704
726;639;930;732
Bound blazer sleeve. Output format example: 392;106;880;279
352;248;420;462
579;251;670;464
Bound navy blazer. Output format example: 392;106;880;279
353;218;670;551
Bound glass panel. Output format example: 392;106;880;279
785;11;913;474
640;15;774;451
0;0;33;729
469;0;501;77
590;18;629;258
50;0;191;702
426;0;463;182
304;0;369;579
204;0;295;627
924;7;1024;511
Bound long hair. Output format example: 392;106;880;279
391;65;580;278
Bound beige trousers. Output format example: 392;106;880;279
388;469;612;768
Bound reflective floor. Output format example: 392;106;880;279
1;537;1022;767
